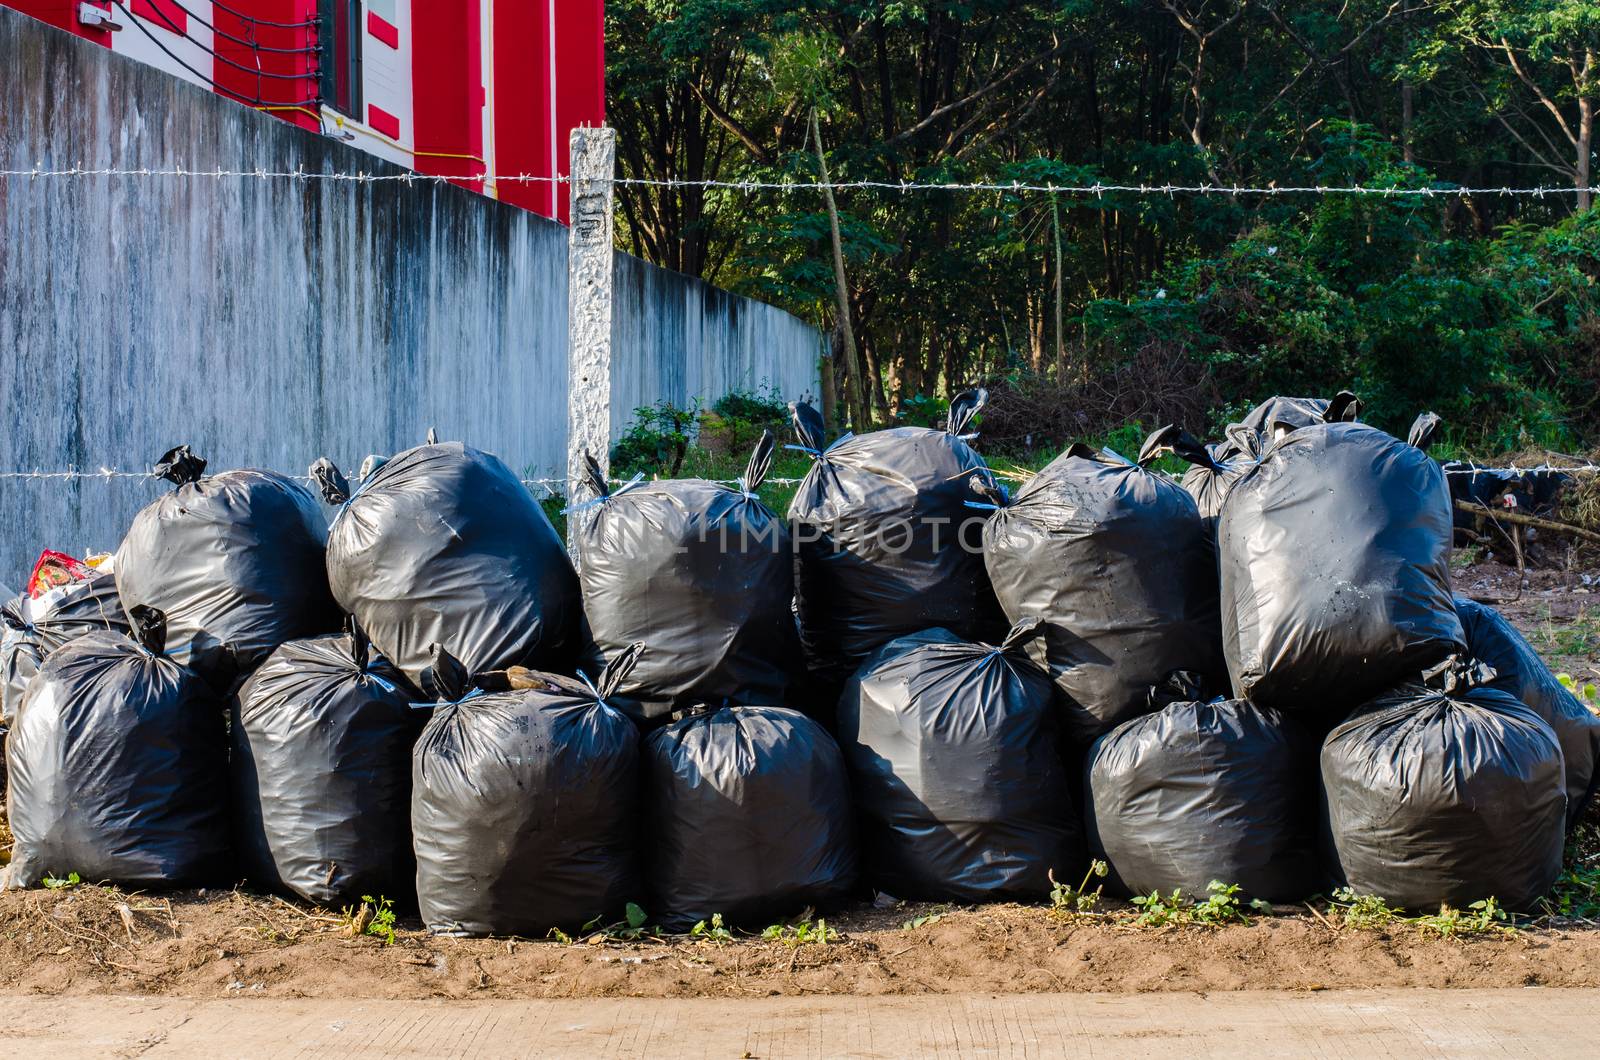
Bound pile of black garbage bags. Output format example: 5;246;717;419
1;386;1594;935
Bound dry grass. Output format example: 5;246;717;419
1498;445;1600;535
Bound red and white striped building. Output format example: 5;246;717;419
6;1;605;221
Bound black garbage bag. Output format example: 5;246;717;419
1234;392;1362;438
322;442;581;692
2;570;129;724
115;446;339;691
5;608;229;889
981;427;1226;742
643;704;856;931
412;645;640;937
1220;414;1463;712
231;621;422;907
1180;393;1361;525
1321;659;1566;912
1178;424;1261;526
837;621;1084;901
576;434;798;721
788;392;1006;699
1456;596;1600;829
1086;692;1323;902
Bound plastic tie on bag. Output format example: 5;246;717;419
346;616;398;693
418;644;484;708
784;433;854;459
365;671;400;695
574;668;608;709
580;642;646;712
561;471;645;515
127;605;168;658
411;687;482;712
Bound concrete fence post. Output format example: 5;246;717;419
566;126;617;565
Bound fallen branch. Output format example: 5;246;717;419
1454;500;1600;543
1304;902;1337;932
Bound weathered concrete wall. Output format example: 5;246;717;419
612;254;820;425
0;7;818;584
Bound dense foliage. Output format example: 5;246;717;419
607;1;1600;451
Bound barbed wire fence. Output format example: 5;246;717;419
4;163;1598;199
3;159;1598;494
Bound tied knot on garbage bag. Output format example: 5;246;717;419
420;645;482;706
153;444;207;486
575;642;646;711
967;476;1011;512
309;458;351;506
1418;653;1498;695
127;604;169;657
735;429;777;499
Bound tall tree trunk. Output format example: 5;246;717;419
1052;194;1067;382
1026;289;1046;373
811;109;871;432
1578;83;1593;213
819;338;838;432
860;333;893;422
1401;81;1414;163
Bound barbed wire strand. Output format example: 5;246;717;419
1;466;1593;487
1;164;1596;198
0;470;811;494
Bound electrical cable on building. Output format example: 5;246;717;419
155;0;320;54
111;1;320;80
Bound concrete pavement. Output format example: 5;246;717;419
0;988;1580;1058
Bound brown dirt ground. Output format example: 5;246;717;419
3;886;1600;1001
0;561;1595;1001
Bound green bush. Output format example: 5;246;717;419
1064;126;1600;453
698;385;790;459
610;399;700;478
710;385;788;426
